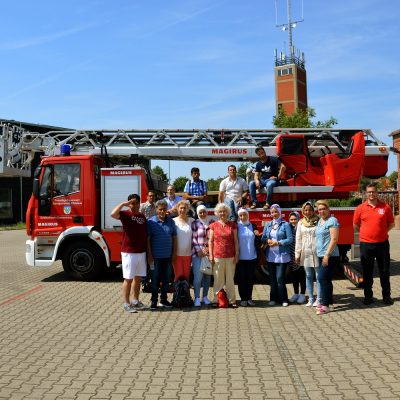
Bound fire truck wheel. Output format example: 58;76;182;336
62;241;105;281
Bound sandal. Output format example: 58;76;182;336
250;203;257;209
263;203;270;210
230;303;238;308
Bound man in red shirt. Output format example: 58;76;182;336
111;194;148;313
353;183;395;305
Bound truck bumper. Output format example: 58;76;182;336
25;239;55;267
25;240;35;267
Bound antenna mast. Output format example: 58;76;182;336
275;0;304;56
274;0;305;68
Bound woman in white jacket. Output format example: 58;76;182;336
295;201;320;307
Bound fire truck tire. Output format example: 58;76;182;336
62;241;105;281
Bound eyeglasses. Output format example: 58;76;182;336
366;191;377;194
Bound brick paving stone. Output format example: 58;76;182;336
1;230;400;400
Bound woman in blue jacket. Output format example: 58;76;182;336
261;204;293;307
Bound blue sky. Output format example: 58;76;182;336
1;0;399;181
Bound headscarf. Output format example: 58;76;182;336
289;211;301;221
270;204;282;225
196;205;212;228
300;201;319;227
237;208;250;226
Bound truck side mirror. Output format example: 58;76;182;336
32;166;42;198
33;178;39;198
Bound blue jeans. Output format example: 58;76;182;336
224;198;239;221
249;178;277;205
151;258;172;303
304;266;321;300
192;256;212;299
317;256;339;306
268;262;288;303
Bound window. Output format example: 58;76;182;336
54;164;81;196
278;68;293;76
40;163;81;198
0;188;13;219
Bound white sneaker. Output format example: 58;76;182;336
289;294;299;303
312;299;320;307
305;299;313;307
268;301;276;306
282;302;289;307
297;294;306;304
194;298;201;307
202;296;211;305
123;304;137;313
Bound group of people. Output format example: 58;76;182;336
111;163;395;315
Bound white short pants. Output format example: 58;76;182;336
121;252;147;279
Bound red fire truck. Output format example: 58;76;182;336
6;127;389;281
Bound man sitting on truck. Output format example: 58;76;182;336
111;194;148;314
183;167;208;208
249;146;283;210
218;165;249;220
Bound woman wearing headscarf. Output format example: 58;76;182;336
315;200;340;315
191;205;215;307
261;204;293;307
209;202;239;308
288;211;306;304
236;208;259;306
295;201;320;307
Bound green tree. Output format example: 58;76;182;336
273;107;337;129
207;177;224;191
173;176;188;192
388;171;398;189
237;162;251;180
152;165;168;181
359;177;373;192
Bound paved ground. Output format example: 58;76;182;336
1;230;400;400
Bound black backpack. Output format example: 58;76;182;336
172;279;194;308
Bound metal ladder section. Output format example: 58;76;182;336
1;123;389;173
0;123;32;176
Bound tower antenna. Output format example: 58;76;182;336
275;0;304;54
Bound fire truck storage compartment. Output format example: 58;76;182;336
101;168;141;230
